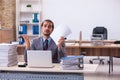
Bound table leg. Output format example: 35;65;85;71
109;56;110;74
109;56;113;74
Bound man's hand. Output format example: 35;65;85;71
58;37;65;50
22;35;30;50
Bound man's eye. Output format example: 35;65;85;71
48;26;52;28
43;25;47;27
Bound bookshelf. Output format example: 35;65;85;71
16;0;41;42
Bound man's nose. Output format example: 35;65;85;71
45;26;49;29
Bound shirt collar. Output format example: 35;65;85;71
42;37;51;44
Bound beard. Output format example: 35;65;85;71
43;33;51;36
42;29;53;37
42;31;51;37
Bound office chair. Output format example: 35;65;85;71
89;27;107;64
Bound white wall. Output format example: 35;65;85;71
42;0;120;40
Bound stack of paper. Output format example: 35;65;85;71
51;24;72;44
0;43;18;67
60;55;84;70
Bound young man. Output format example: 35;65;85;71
23;19;66;63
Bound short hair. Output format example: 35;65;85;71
41;19;54;29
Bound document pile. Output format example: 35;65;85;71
60;55;84;70
51;24;72;44
91;34;104;46
0;43;18;67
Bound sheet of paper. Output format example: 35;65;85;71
51;24;72;44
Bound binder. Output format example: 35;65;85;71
60;55;84;70
32;25;39;34
18;36;24;44
19;25;27;34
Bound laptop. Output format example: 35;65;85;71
27;50;53;68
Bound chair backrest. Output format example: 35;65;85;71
92;27;107;40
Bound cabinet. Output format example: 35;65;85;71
16;0;41;41
0;29;14;43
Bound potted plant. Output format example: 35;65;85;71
26;4;32;11
26;4;32;7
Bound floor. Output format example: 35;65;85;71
18;55;120;80
84;56;120;80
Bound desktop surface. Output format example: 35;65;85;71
0;64;84;80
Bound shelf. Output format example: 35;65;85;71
27;34;40;37
20;11;40;14
19;34;39;37
16;0;41;42
20;0;40;2
20;22;39;25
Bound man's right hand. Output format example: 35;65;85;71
22;35;30;50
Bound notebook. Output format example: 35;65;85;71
27;50;53;68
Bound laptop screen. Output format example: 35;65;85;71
27;50;53;68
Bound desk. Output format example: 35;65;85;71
66;43;120;74
0;29;14;43
0;64;83;80
66;43;120;56
17;45;25;55
17;40;114;55
65;40;114;44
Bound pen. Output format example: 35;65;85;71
64;38;67;40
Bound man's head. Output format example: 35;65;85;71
41;19;54;37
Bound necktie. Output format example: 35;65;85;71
44;39;48;50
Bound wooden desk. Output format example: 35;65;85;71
65;40;114;44
66;43;120;56
0;29;14;43
17;40;115;55
0;64;84;80
66;43;120;73
17;45;25;55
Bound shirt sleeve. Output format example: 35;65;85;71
57;43;66;62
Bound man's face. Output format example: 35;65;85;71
41;21;53;37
